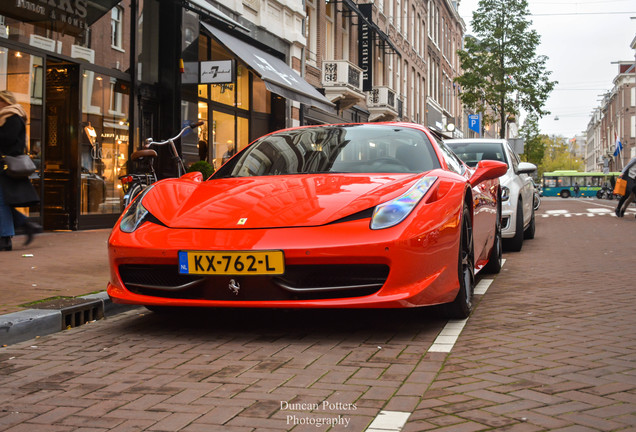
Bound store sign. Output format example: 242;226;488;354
0;1;115;37
200;60;235;84
358;21;372;92
358;3;374;92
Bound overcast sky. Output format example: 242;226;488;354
456;0;636;138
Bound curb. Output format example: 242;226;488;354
0;292;139;347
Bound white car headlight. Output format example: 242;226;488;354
371;176;437;230
120;185;155;233
501;186;510;202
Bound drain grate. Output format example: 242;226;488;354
60;302;104;329
28;298;105;330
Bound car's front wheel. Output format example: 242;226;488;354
504;199;524;252
524;206;535;239
444;203;475;319
483;202;502;274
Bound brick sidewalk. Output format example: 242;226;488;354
0;229;111;315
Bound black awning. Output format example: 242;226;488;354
201;23;335;113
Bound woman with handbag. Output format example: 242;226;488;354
615;156;636;218
0;90;42;251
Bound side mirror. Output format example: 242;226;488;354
469;160;508;187
180;171;203;182
518;161;537;174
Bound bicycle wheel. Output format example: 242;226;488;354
124;182;144;208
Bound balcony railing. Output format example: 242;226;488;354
322;60;363;90
366;86;398;121
322;60;365;110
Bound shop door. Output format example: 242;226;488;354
44;59;79;230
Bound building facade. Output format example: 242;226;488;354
1;0;466;230
586;36;636;173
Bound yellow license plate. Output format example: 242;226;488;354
178;250;285;275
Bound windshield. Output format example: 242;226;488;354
213;124;441;178
445;142;508;168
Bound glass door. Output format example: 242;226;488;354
44;58;79;230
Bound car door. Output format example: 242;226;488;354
506;144;533;227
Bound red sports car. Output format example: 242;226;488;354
107;123;506;318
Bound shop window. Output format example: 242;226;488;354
252;74;271;114
236;64;249;110
0;46;44;220
81;71;130;215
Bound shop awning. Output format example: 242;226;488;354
201;22;335;113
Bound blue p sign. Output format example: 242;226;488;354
468;114;480;134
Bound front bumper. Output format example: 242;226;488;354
107;215;461;309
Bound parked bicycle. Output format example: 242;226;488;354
119;121;204;208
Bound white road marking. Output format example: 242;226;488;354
474;279;493;295
428;319;468;352
366;411;411;432
538;208;634;218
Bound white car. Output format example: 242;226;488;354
445;138;537;252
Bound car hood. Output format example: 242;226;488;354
143;174;426;229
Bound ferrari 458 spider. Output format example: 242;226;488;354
107;123;507;318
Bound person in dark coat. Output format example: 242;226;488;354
615;156;636;218
0;90;42;251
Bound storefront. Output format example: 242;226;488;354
0;1;131;230
1;0;335;230
179;4;335;171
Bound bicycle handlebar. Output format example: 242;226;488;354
144;121;204;147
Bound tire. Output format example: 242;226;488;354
524;206;535;239
596;190;603;199
561;189;570;198
124;182;144;208
483;202;502;274
444;203;475;319
504;199;524;252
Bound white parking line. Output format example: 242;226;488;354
366;411;411;431
474;279;493;295
428;319;468;352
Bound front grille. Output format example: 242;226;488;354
118;264;388;301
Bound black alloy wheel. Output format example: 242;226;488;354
483;201;502;274
444;203;475;319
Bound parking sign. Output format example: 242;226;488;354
468;114;480;134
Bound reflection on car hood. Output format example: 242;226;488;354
143;174;423;229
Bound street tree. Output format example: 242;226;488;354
519;113;545;171
456;0;557;138
542;135;584;172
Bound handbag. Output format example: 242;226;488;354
2;154;36;178
613;177;627;196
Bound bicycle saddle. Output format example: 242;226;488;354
130;149;158;161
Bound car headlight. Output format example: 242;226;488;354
501;186;510;202
371;176;437;230
120;185;155;233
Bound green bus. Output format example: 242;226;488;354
542;170;621;198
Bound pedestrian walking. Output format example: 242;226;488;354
615;156;636;218
0;90;42;251
573;182;580;197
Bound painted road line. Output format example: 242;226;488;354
428;319;468;352
366;410;411;432
474;279;493;295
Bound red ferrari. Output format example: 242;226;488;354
107;123;507;318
